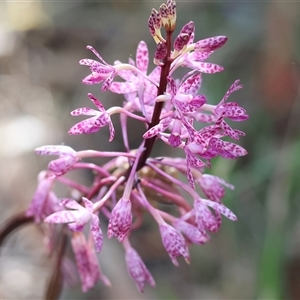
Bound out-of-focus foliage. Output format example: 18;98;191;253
0;1;300;299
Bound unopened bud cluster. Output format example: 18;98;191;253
26;0;248;293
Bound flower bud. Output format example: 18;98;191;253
159;223;190;266
107;197;132;241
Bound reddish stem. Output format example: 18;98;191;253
135;31;174;172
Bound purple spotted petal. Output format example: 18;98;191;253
174;33;190;52
82;197;93;213
192;62;224;74
178;73;202;96
186;162;195;189
148;66;161;81
186;51;214;63
180;21;194;38
203;199;237;221
48;155;78;176
218;119;240;140
101;69;117;91
90;215;103;253
68;114;109;135
35;145;75;156
192;112;217;123
198;174;233;202
79;59;112;78
71;233;95;292
159;223;190;266
44;210;78;224
209;137;248;159
125;247;155;293
79;59;105;69
173;99;199;114
136;41;149;73
148;14;156;36
190;95;206;107
71;232;107;292
154;42;167;63
109;82;138;94
60;198;83;210
167;76;178;96
216;102;249;121
143;118;171;139
174;219;210;244
70;107;99;116
87;93;105;111
194;200;221;232
167;0;176;19
82;73;109;85
195;36;228;52
108;121;115;142
150;8;161;30
107;197;132;242
220;80;243;104
26;174;55;222
168;133;182;147
184;146;205;168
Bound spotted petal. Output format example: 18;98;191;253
203;199;237;221
68;114;110;135
195;36;228;52
159;223;190;266
178;73;202;96
48;155;79;176
60;198;84;210
136;41;149;73
143;118;171;139
70;108;99;116
35;145;75;156
109;82;138;94
174;219;210;244
125;247;155;292
90;215;103;253
44;210;79;224
192;62;224;74
209;137;248;159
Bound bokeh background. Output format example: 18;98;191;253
0;0;300;299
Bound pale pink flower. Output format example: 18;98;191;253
80;45;117;91
68;93;115;141
110;41;150;95
45;197;103;252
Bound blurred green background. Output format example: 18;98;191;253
0;0;300;299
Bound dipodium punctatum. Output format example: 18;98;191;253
24;0;248;293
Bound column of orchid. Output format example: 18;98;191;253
26;0;248;293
